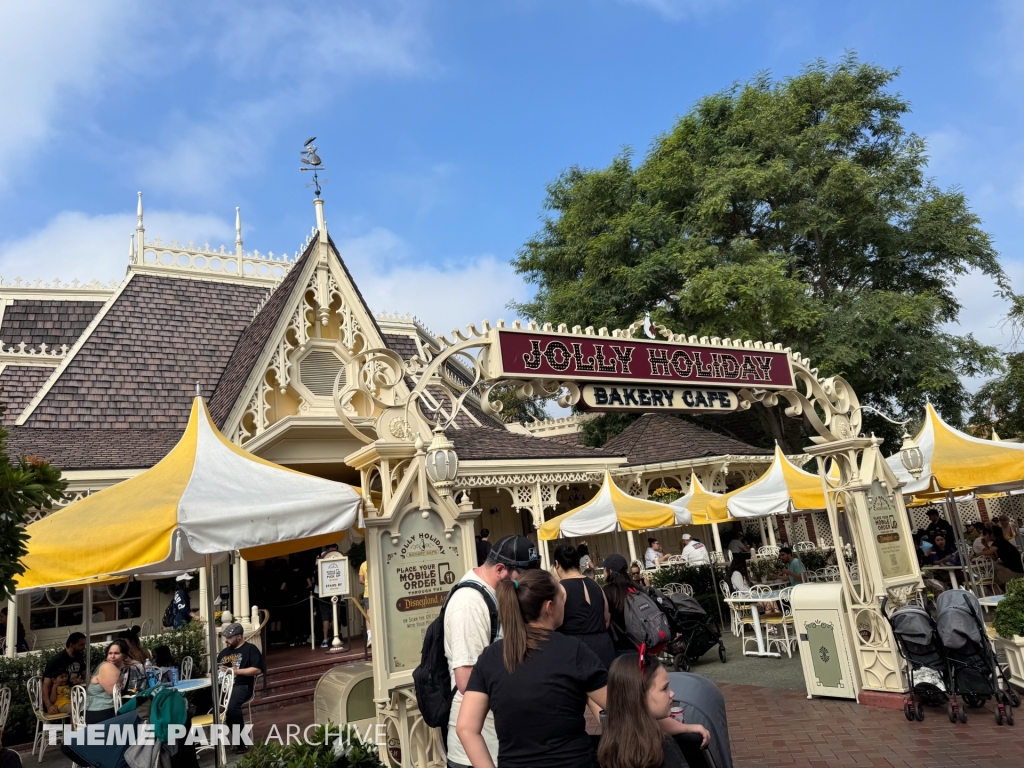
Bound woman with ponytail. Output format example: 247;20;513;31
598;655;710;768
456;569;608;768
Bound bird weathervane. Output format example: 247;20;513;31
300;137;327;197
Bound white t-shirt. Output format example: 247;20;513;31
682;541;710;565
644;547;660;569
973;536;987;555
444;569;501;766
730;571;751;592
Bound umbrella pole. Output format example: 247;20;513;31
206;555;223;768
944;491;976;593
84;585;92;687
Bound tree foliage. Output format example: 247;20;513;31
0;416;66;601
513;56;1009;450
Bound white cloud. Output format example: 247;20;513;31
0;2;134;189
619;0;732;21
334;227;531;335
0;209;234;286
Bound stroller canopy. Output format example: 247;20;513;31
936;589;984;649
668;592;706;618
890;605;937;647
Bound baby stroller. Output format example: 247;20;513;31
886;599;955;722
936;589;1020;725
649;588;727;672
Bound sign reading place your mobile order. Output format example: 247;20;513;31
495;328;795;413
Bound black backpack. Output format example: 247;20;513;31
412;581;499;729
162;598;175;628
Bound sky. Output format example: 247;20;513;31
2;1;1024;390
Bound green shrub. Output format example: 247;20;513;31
0;622;209;746
749;556;784;583
646;563;726;619
796;548;836;572
994;577;1024;640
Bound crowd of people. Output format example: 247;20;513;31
914;510;1024;593
443;534;713;768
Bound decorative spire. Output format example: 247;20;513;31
235;207;243;252
129;233;136;265
135;192;145;262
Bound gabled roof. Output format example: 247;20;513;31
1;299;106;349
0;366;51;424
449;425;607;461
601;413;771;467
19;274;268;429
7;427;182;470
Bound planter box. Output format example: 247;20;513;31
994;634;1024;690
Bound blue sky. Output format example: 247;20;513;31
2;1;1023;381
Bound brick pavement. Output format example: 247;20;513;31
723;683;1022;768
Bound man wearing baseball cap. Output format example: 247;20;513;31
445;535;539;768
171;573;193;628
681;533;710;566
218;623;264;752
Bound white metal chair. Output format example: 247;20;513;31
180;656;193;680
824;566;841;582
709;551;726;565
139;619;154;637
765;586;797;658
678;583;694;597
27;675;69;761
793;541;816;553
734;590;763;654
70;685;87;768
970;557;996;597
26;632;37;650
0;685;11;744
757;545;780;557
193;668;234;730
112;684;122;714
720;581;742;636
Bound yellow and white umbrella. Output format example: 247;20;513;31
706;446;826;519
887;402;1024;495
17;396;362;591
669;473;724;524
538;471;676;541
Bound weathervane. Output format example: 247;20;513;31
300;137;327;197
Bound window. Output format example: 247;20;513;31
29;582;143;630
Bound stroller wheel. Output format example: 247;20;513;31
904;701;914;721
1008;688;1021;709
996;704;1005;725
719;644;727;664
1007;705;1014;726
947;700;957;723
915;702;925;721
959;706;968;723
674;653;691;672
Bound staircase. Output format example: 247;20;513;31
253;640;371;712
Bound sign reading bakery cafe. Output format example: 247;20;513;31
495;328;795;412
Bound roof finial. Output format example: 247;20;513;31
135;192;145;262
129;233;136;264
235;207;242;252
195;381;201;397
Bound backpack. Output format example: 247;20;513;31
619;586;671;655
412;581;499;729
162;598;175;628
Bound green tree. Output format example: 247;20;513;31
513;55;1009;450
970;299;1024;439
0;417;66;601
485;381;554;425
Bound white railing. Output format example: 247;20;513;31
139;239;295;284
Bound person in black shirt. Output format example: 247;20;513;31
553;544;614;670
476;528;493;566
601;554;638;656
172;573;193;628
925;510;955;546
977;526;1024;587
598;654;709;768
217;623;264;752
42;633;87;715
457;569;608;768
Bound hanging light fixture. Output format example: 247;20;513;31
424;426;459;497
899;430;924;479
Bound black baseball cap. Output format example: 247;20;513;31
490;535;541;570
600;554;628;574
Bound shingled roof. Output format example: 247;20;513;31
20;274;268;430
601;413;771;466
449;425;606;461
0;366;51;425
1;300;105;349
7;427;182;471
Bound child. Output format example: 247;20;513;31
53;671;72;714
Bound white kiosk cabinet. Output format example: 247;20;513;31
313;661;377;732
791;583;860;700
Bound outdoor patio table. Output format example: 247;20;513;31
978;594;1003;609
922;564;966;590
171;677;212;693
724;590;784;658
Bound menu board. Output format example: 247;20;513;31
866;479;915;580
381;510;463;674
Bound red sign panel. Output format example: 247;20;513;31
496;329;794;389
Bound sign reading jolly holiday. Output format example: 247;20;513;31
494;328;795;412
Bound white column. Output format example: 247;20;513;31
231;556;241;617
5;597;17;658
710;523;723;554
758;517;767;547
627;530;638;565
198;566;209;626
767;517;778;547
239;556;251;629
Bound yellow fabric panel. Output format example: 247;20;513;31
706;471;764;520
685;478;730;524
539;508;577;541
241;530;348;561
606;478;676;531
16;409;199;590
928;403;1024;488
779;451;827;510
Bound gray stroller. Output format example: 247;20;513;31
936;589;1020;725
886;599;955;721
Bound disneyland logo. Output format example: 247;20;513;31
46;722;387;748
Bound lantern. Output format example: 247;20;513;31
899;430;924;479
424;426;459;497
